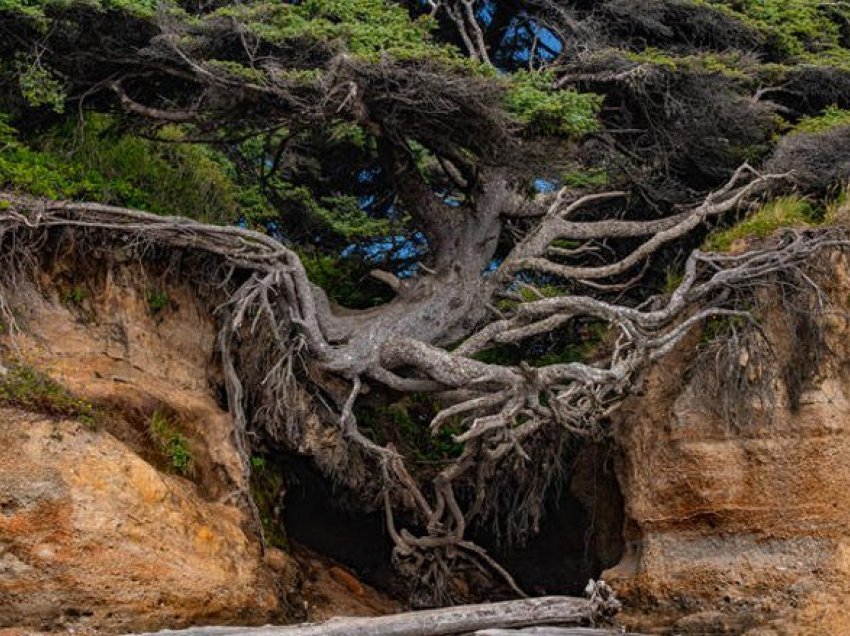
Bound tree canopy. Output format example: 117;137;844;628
1;0;850;605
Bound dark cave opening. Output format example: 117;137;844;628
280;456;401;594
278;442;625;601
486;442;625;597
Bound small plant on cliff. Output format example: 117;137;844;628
145;289;170;315
0;362;95;424
148;410;193;476
62;286;87;306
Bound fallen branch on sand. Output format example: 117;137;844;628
132;593;623;636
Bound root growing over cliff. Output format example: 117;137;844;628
1;175;845;603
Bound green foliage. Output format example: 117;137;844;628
530;323;607;368
798;47;850;71
792;105;850;135
704;195;819;251
0;114;266;224
0;0;157;21
235;132;391;237
211;0;458;63
145;289;170;315
705;0;850;59
16;58;65;112
505;71;603;138
357;395;463;467
148;410;193;476
0;115;103;200
283;186;390;239
825;188;850;225
700;314;749;343
299;251;395;308
663;267;685;294
624;48;678;70
249;455;289;549
625;48;752;79
62;286;87;306
561;169;609;189
473;322;606;368
0;362;95;423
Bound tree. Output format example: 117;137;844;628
1;0;849;604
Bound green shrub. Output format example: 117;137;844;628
0;114;270;225
145;289;170;314
561;168;609;189
504;70;603;138
299;250;395;308
16;58;66;112
792;105;850;135
148;410;193;476
209;0;460;63
249;455;288;549
356;394;464;466
705;0;848;58
0;0;158;21
825;188;850;224
62;286;87;306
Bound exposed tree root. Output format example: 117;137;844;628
0;170;845;603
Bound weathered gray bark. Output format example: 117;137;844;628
476;629;645;635
131;597;599;636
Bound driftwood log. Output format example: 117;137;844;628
132;596;620;636
476;629;645;635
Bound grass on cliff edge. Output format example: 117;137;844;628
0;362;96;424
703;195;820;252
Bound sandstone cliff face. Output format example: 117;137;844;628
0;262;294;633
0;258;405;633
0;410;282;633
7;251;850;635
608;252;850;634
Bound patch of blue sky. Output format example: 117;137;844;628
415;0;563;68
534;178;559;193
501;20;563;65
341;232;429;277
482;257;503;275
358;193;378;209
476;0;496;24
357;167;380;183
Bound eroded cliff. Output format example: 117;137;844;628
609;250;850;634
5;247;850;635
0;256;396;634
